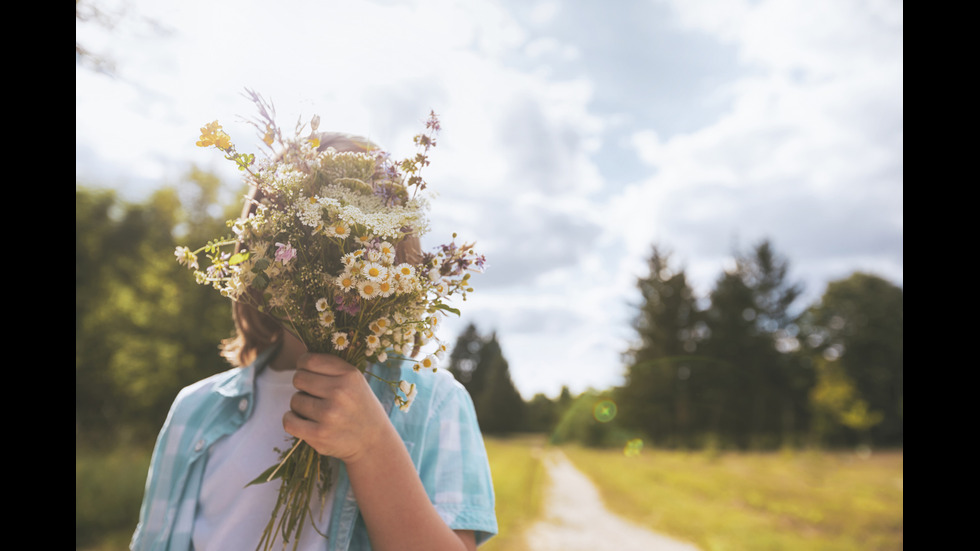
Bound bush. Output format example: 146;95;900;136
549;390;640;448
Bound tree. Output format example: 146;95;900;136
446;323;487;392
76;169;241;445
618;246;704;446
700;239;808;448
809;358;883;447
524;393;560;433
802;273;903;446
626;246;701;364
447;325;525;434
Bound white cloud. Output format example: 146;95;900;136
77;0;902;398
612;0;903;301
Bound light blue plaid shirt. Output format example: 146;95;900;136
131;346;497;550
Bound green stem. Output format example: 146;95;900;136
267;438;303;482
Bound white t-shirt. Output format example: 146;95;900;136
192;367;337;550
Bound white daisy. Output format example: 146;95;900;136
331;332;350;350
357;280;379;299
362;262;387;281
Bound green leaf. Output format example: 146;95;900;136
434;303;461;316
246;463;282;487
229;252;250;265
253;273;269;290
253;257;271;272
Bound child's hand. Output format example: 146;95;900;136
283;353;394;464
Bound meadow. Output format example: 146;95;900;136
560;444;903;551
76;437;902;550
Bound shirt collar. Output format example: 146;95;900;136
212;342;403;412
214;343;281;399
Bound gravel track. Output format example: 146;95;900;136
524;449;701;551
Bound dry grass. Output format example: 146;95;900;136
561;445;903;551
480;435;550;551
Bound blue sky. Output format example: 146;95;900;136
76;0;903;398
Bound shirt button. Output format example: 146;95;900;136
239;398;249;412
194;439;206;452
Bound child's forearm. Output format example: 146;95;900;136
344;421;476;551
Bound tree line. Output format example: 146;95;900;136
76;174;902;451
446;243;902;451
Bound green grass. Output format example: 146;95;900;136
77;437;900;551
76;436;551;551
481;435;549;551
76;445;153;550
562;445;903;551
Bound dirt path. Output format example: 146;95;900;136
525;450;701;551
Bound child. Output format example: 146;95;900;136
131;133;498;550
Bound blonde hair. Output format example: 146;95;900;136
219;132;421;366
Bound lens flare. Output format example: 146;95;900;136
593;400;617;423
624;438;643;457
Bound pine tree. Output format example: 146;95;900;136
701;239;806;448
447;325;525;434
618;246;702;446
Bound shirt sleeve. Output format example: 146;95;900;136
131;385;188;550
415;373;498;546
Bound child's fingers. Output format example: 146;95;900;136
297;353;356;376
288;390;326;422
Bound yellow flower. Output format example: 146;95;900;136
196;120;233;151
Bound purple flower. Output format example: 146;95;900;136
275;242;297;264
334;292;361;316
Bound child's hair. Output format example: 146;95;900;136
219;132;422;367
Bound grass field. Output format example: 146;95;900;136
480;436;549;551
76;438;902;550
561;444;903;551
76;446;152;551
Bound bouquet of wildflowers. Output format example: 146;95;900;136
176;91;484;550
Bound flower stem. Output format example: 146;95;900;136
267;438;303;483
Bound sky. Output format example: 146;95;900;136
76;0;903;399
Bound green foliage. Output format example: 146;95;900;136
809;358;883;446
699;240;808;449
626;246;701;364
617;240;902;451
550;390;639;448
447;324;526;434
76;169;240;445
76;445;152;549
523;392;561;433
618;241;810;450
802;273;903;446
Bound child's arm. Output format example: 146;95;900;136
284;353;476;551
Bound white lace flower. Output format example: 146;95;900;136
174;246;199;270
294;197;323;227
